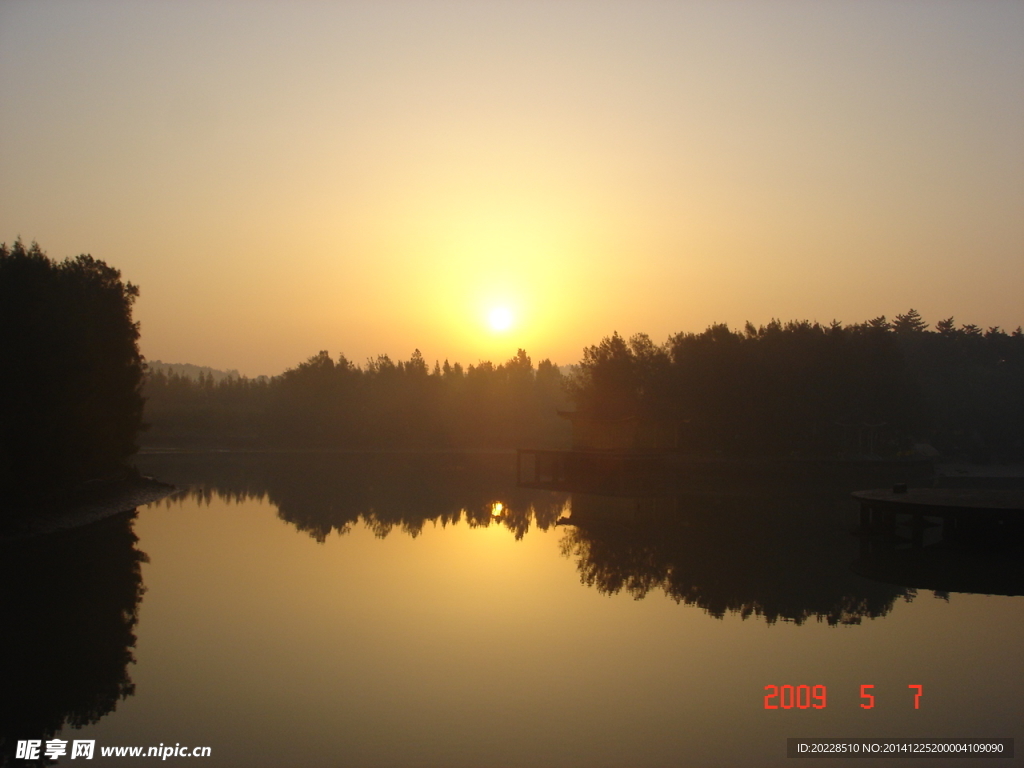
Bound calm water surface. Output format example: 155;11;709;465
6;453;1023;767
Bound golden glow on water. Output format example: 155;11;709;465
58;484;1024;768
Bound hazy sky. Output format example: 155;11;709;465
2;1;1022;376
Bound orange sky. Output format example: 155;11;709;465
2;1;1022;376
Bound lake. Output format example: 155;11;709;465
4;452;1022;766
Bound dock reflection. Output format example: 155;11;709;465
852;543;1024;597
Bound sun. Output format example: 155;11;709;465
487;306;514;332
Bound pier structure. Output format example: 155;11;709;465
852;487;1024;548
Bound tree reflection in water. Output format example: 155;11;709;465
140;452;913;627
0;511;147;767
560;492;907;625
142;452;569;542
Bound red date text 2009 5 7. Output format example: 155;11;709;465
764;685;923;709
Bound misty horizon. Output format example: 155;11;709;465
3;2;1021;377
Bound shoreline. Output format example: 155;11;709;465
0;475;178;540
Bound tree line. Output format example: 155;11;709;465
145;310;1023;459
570;311;1023;459
143;348;570;450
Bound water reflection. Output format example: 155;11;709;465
853;540;1024;597
560;491;907;625
139;452;915;626
142;452;567;542
0;511;147;767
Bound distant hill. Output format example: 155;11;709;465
147;360;241;382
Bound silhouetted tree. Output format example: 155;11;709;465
0;241;145;499
893;308;928;334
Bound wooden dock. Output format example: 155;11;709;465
852;487;1024;546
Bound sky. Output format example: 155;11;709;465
2;0;1022;377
